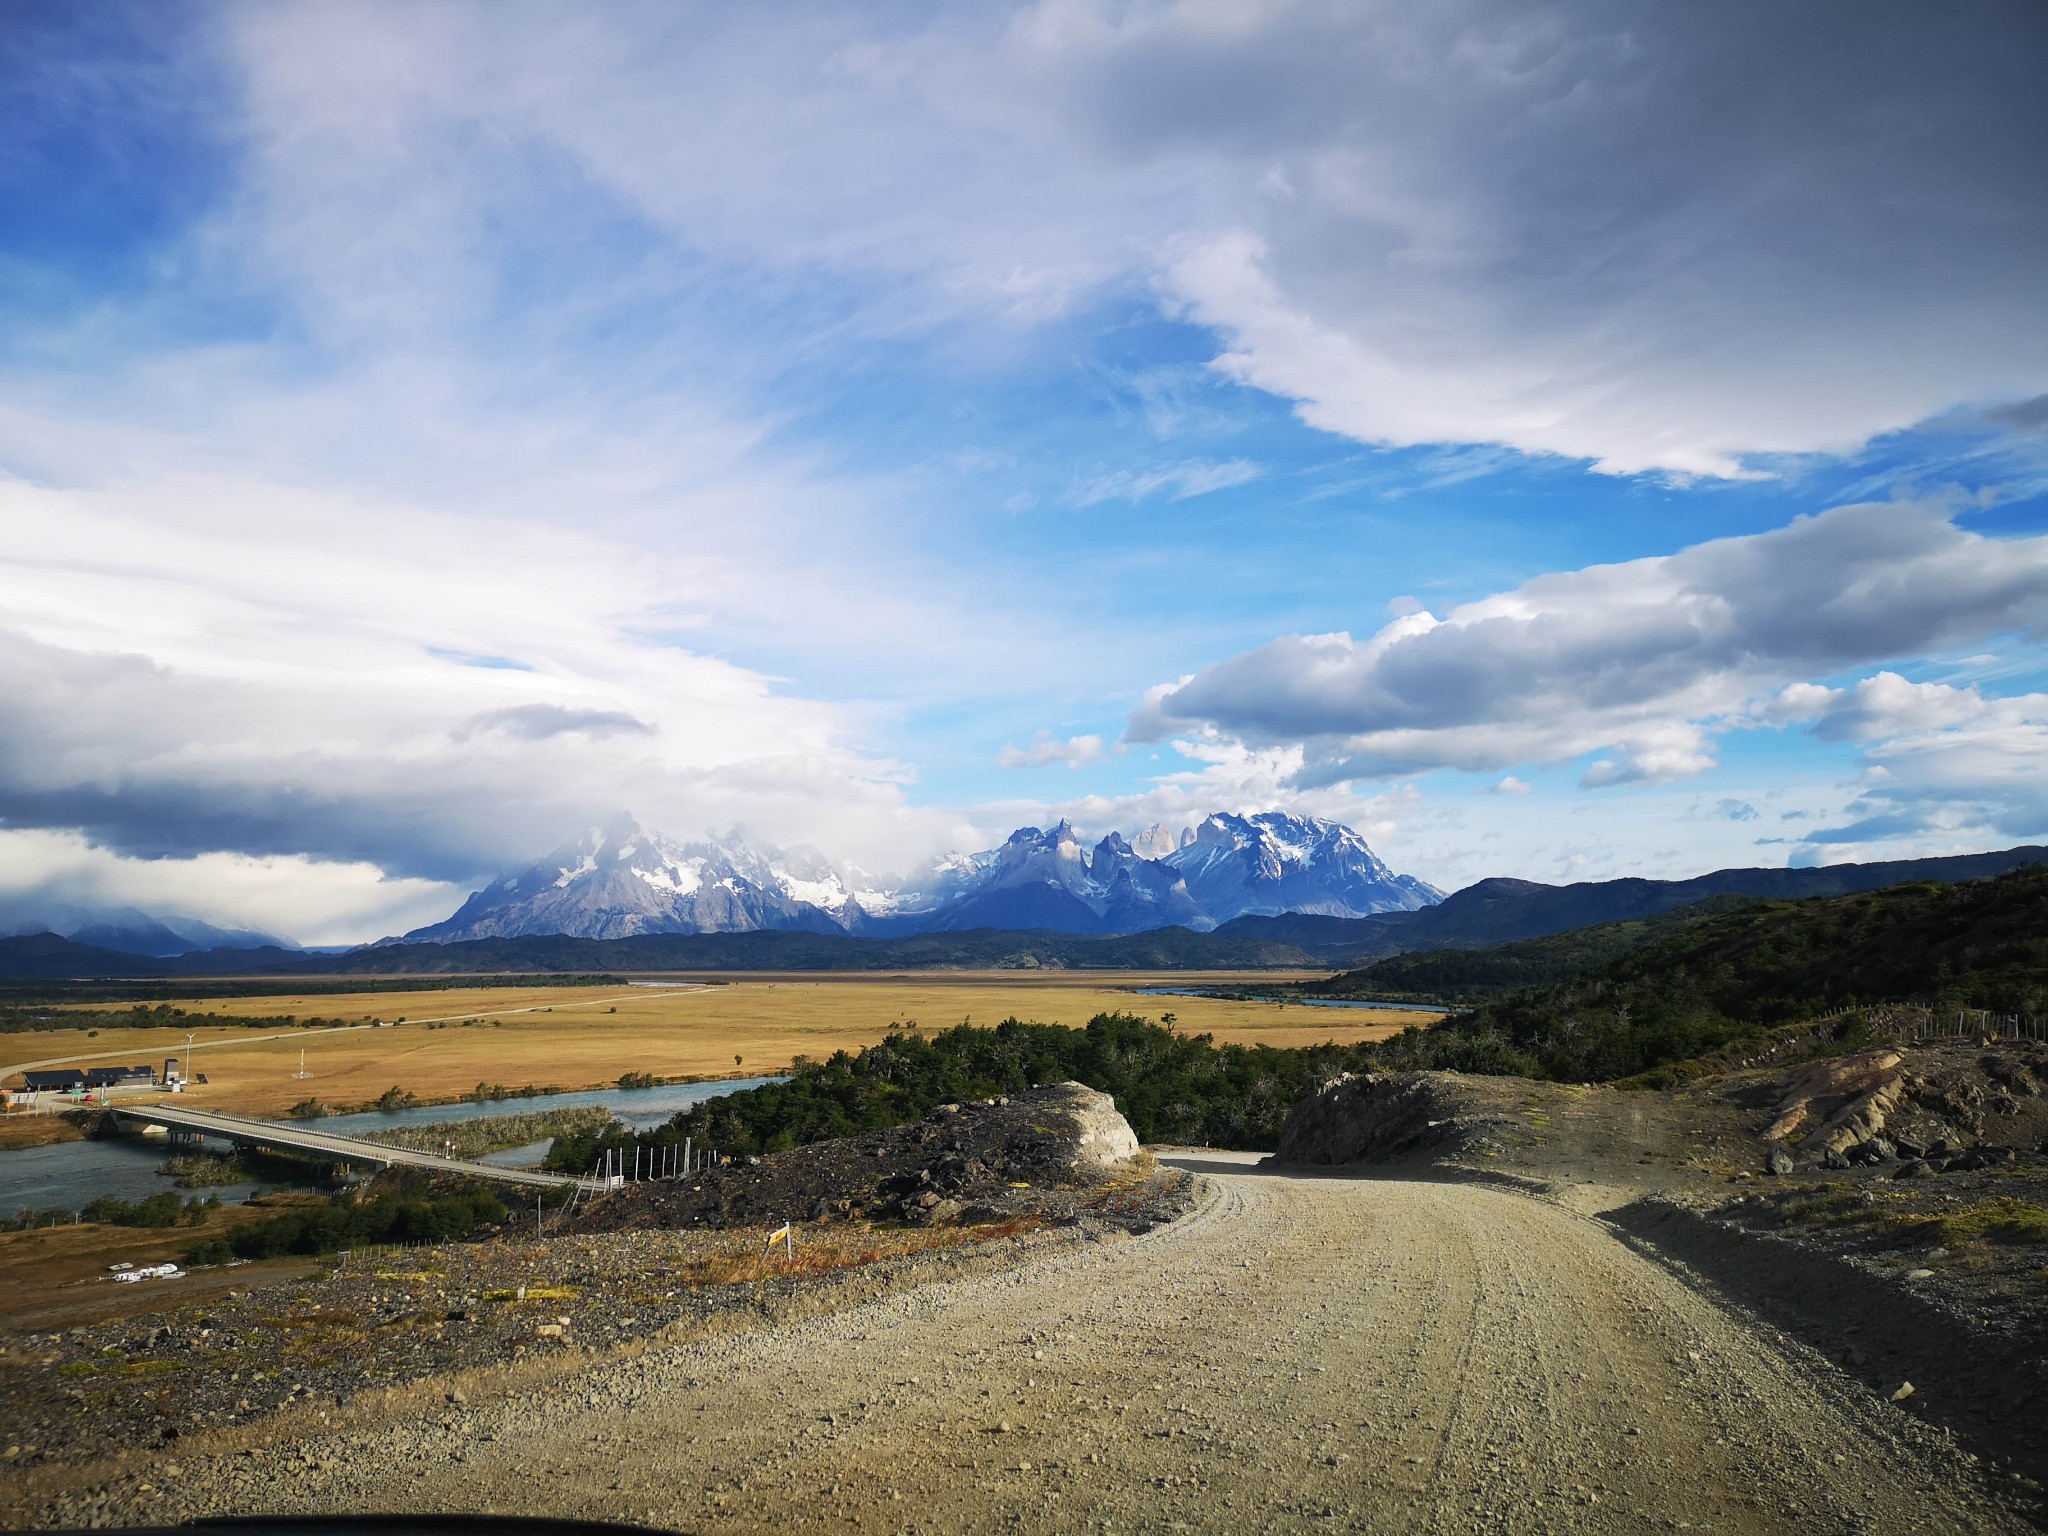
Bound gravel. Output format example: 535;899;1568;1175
8;1154;2030;1533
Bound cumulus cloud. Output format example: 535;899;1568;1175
1809;673;1989;743
1489;776;1533;796
1801;689;2048;851
1132;497;2048;786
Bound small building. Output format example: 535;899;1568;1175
21;1069;86;1093
84;1065;155;1090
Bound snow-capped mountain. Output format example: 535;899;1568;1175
1162;812;1441;921
860;821;1206;936
398;810;1439;944
400;817;884;943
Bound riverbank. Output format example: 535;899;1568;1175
0;1114;87;1152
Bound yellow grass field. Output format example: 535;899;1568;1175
0;975;1435;1118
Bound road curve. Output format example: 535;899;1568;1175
49;1154;2025;1534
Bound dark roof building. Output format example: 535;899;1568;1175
83;1065;156;1088
21;1069;86;1092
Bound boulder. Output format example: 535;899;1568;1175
1053;1082;1141;1171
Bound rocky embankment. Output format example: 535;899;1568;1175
566;1082;1144;1234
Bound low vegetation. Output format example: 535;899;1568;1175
3;1192;219;1232
360;1105;614;1159
1358;868;2048;1083
547;1012;1374;1167
0;1001;355;1035
185;1183;508;1264
1300;895;1762;1004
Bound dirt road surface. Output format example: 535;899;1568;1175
33;1156;2025;1534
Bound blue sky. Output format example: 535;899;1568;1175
2;1;2046;941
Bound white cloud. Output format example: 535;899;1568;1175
1133;497;2048;787
1488;776;1533;796
995;732;1106;770
214;1;2048;478
0;830;462;948
1803;688;2048;851
1811;672;1988;743
0;472;958;895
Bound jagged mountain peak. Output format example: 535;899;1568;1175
403;808;1440;944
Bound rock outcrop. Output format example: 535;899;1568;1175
1761;1047;1906;1154
1269;1072;1475;1166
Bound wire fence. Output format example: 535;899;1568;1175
1897;1009;2046;1044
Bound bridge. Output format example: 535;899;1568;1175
112;1103;588;1191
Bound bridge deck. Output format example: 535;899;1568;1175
113;1103;585;1190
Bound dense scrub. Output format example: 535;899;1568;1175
185;1184;508;1264
0;1001;353;1035
1305;895;1760;1004
545;1012;1371;1168
3;1192;218;1232
1363;867;2048;1082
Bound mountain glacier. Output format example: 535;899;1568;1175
398;811;1440;944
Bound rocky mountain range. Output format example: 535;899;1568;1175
395;811;1443;945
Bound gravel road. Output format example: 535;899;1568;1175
32;1155;2027;1534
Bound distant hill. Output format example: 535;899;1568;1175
1370;866;2048;1083
1331;842;2048;960
0;933;312;981
1307;894;1766;1003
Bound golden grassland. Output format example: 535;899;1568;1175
1;975;1433;1118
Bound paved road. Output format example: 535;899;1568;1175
0;1023;372;1083
61;1153;2024;1534
110;1104;583;1191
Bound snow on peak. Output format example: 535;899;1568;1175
405;807;1438;943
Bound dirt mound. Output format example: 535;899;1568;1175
567;1082;1142;1233
1268;1072;1500;1166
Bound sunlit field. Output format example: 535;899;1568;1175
2;975;1434;1117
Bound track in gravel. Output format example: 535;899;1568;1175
49;1155;2028;1534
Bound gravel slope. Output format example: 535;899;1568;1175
23;1156;2026;1534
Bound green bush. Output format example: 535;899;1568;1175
184;1183;507;1265
80;1192;211;1228
546;1012;1371;1167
